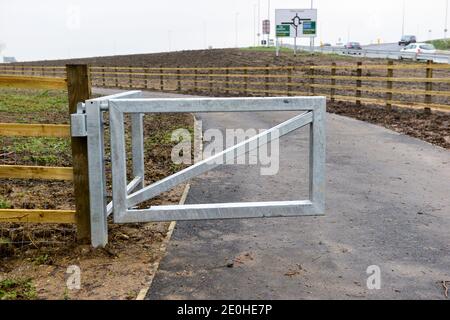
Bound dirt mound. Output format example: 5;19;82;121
15;48;384;68
328;101;450;149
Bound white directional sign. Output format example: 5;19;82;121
275;9;317;38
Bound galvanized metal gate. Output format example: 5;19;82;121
71;91;326;247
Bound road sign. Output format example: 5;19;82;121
276;25;290;37
262;19;270;35
275;9;317;38
302;21;316;35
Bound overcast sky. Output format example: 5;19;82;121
0;0;448;61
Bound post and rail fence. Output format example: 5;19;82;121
0;65;92;243
0;61;449;112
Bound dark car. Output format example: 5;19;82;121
344;42;362;50
398;35;417;46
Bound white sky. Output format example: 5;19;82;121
0;0;448;61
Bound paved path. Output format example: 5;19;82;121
94;88;450;299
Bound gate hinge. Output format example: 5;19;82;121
71;102;87;137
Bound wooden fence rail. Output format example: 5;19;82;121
0;75;67;89
0;165;73;180
0;123;71;137
0;61;449;113
0;209;76;224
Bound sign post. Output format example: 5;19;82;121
275;9;317;57
262;19;270;47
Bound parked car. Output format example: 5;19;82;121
400;43;436;60
344;42;362;50
398;35;417;46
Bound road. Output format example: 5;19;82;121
363;42;403;52
283;43;450;63
145;96;450;300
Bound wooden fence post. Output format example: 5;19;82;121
287;67;292;96
102;66;106;87
309;67;315;96
41;66;45;77
244;68;248;95
115;67;119;88
386;60;394;111
129;66;133;88
356;62;362;107
194;67;198;92
160;65;164;91
225;68;230;95
331;63;336;102
177;66;181;92
424;60;433;114
66;64;91;243
209;69;213;95
265;65;270;97
143;68;148;89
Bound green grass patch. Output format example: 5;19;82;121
144;115;195;149
0;88;67;113
31;254;52;266
0;196;11;209
240;46;358;61
3;137;71;166
427;39;450;50
0;278;37;300
144;128;194;149
241;46;295;53
0;88;71;166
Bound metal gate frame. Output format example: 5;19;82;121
73;92;326;247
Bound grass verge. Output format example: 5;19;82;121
427;39;450;50
0;278;37;300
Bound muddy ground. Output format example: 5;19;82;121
14;48;380;68
0;88;193;300
327;101;450;150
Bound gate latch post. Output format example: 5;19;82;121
71;102;87;137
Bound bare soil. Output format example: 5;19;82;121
16;48;374;68
327;101;450;150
